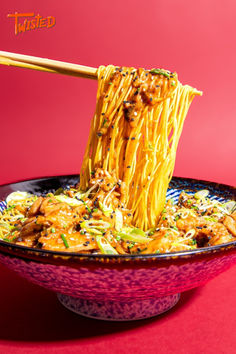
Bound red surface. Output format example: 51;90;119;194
0;0;236;353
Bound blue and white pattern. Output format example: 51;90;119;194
0;201;6;213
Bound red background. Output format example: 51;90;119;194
0;0;235;186
0;0;236;353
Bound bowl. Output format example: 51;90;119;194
0;175;235;321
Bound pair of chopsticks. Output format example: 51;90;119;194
0;50;98;80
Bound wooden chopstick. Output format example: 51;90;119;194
0;50;98;80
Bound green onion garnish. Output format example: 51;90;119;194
60;233;69;248
102;119;108;127
96;236;118;255
116;227;150;243
128;242;135;249
149;69;170;78
86;205;92;213
81;200;92;213
5;205;16;212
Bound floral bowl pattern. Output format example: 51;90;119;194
0;175;235;320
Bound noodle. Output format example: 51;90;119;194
80;65;202;230
1;68;236;255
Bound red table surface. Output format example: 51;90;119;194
0;0;236;352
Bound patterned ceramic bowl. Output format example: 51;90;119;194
0;175;235;321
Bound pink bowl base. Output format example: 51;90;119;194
0;249;236;320
57;293;180;321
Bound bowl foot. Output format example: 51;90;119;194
57;293;180;321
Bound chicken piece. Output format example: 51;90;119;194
38;231;97;252
20;219;43;237
178;192;195;208
231;211;236;222
195;232;210;247
27;197;43;217
15;234;40;248
203;222;233;246
101;230;127;254
176;216;205;232
174;214;234;247
223;215;236;237
39;198;71;216
140;230;178;254
19;215;51;237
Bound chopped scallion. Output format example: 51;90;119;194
60;233;69;248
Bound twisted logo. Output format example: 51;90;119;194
8;12;56;35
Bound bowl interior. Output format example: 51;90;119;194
0;175;235;264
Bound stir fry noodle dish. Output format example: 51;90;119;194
1;66;235;254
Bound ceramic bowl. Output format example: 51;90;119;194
0;175;235;321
